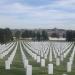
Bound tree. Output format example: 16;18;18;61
31;31;36;38
66;30;75;41
0;29;5;43
22;30;34;38
0;28;13;44
36;31;41;41
4;28;13;42
22;30;28;38
42;30;49;40
15;31;21;39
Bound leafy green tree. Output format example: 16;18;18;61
42;30;49;40
66;30;75;41
36;31;41;41
22;30;28;38
0;28;13;44
15;31;21;39
4;28;13;42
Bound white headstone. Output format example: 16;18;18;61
41;53;43;57
49;50;52;62
67;62;72;72
24;59;28;68
44;54;47;59
0;55;3;59
56;58;60;66
41;59;45;67
48;64;53;74
5;60;10;70
34;54;37;60
61;55;64;61
26;65;32;75
37;56;40;63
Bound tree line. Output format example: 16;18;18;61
0;28;13;44
15;30;49;41
0;28;75;43
66;30;75;41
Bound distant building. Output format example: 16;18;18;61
46;28;66;38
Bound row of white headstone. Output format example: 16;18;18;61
26;41;70;59
50;42;75;73
23;42;54;74
20;42;32;75
0;42;14;54
67;46;75;72
5;42;18;70
22;41;75;74
20;43;28;68
22;42;38;61
64;44;74;58
0;41;74;75
27;41;62;67
23;42;44;64
23;41;54;74
25;42;49;59
24;41;58;65
0;42;16;59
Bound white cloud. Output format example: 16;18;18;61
0;0;75;29
0;3;32;13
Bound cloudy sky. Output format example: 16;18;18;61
0;0;75;29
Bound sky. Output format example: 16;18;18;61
0;0;75;30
